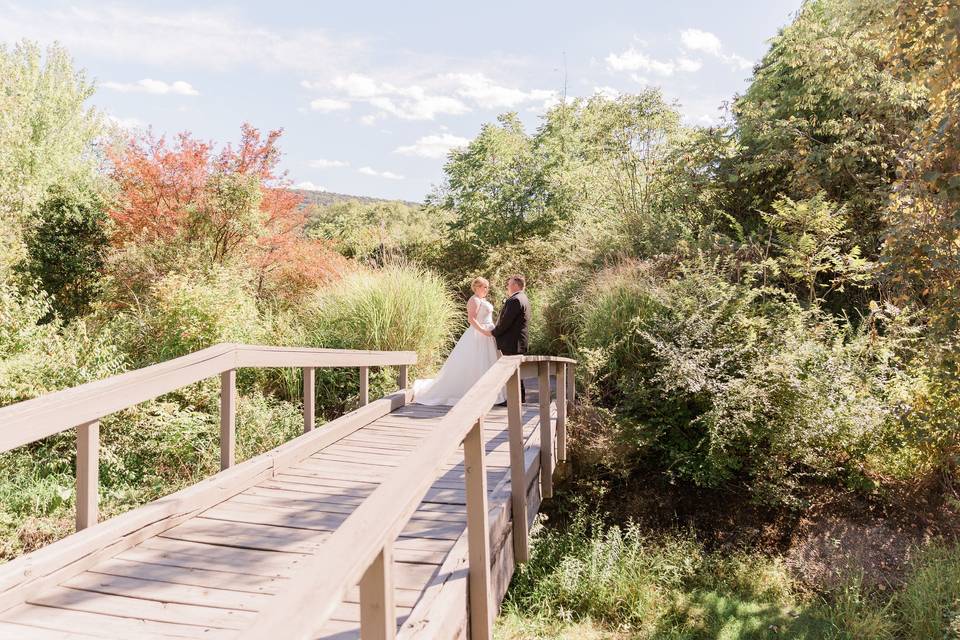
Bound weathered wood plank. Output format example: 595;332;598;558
90;557;287;594
117;538;305;577
220;369;236;471
28;587;256;629
61;571;273;611
2;604;237;640
160;519;328;555
358;546;395;640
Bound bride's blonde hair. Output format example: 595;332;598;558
471;277;489;293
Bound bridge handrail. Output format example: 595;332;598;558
0;343;417;531
240;354;577;640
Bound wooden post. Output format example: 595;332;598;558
556;364;567;463
303;367;315;434
220;369;236;471
398;365;408;391
566;363;576;415
359;545;395;640
76;420;99;531
506;371;529;563
359;366;369;406
464;419;492;640
538;362;553;500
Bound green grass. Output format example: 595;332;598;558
498;510;960;640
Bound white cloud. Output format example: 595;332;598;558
331;73;381;98
0;5;362;72
309;98;351;112
727;53;753;71
680;28;753;70
394;133;469;159
359;114;380;126
680;29;723;57
309;158;350;168
294;181;327;191
444;73;555;109
308;73;471;120
358;166;404;180
306;71;556;121
369;92;469;120
102;79;199;95
605;47;676;76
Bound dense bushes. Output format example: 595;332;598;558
306;200;448;266
561;260;927;504
19;184;110;320
0;283;126;405
120;266;263;365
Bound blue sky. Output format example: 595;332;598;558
1;1;803;201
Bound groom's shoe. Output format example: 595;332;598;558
494;401;508;407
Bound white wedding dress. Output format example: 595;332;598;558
413;296;505;406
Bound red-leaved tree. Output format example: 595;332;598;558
107;124;345;301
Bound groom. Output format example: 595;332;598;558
492;274;531;402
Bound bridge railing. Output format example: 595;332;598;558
240;354;576;640
0;343;417;532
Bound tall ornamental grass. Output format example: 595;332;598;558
307;263;458;371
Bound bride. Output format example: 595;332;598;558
413;277;505;406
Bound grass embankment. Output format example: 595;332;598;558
498;508;960;639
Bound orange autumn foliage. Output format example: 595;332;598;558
107;124;346;301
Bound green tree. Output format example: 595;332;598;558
430;113;550;252
306;199;448;265
760;193;873;304
0;41;103;280
729;0;924;258
882;0;960;343
19;184;110;320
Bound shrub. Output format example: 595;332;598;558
19;183;110;320
0;282;126;406
120;265;263;366
572;260;922;504
291;264;458;416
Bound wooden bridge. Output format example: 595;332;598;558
0;344;575;639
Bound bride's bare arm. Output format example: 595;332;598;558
467;297;492;336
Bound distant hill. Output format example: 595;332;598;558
292;189;421;208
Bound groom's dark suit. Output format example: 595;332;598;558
492;290;531;401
